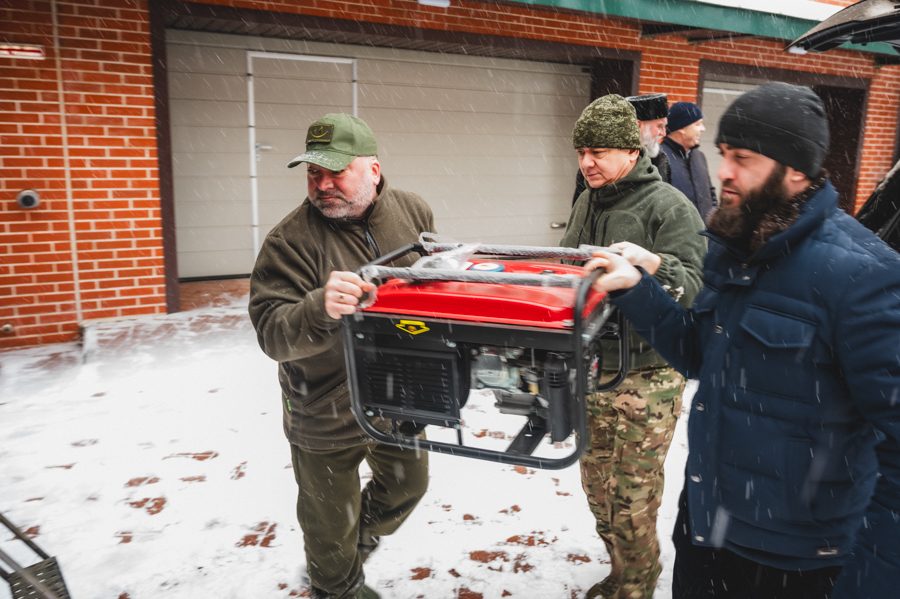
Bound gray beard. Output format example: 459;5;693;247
641;130;660;158
310;186;374;219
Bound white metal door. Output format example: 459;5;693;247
249;52;356;258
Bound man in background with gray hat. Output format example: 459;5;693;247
562;94;706;599
572;93;672;204
660;101;717;221
583;82;900;598
249;113;434;599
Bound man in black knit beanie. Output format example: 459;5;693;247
582;81;900;599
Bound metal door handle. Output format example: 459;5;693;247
550;222;566;229
255;143;273;151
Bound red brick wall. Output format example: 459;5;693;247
0;0;165;349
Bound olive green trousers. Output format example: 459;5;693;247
290;441;429;598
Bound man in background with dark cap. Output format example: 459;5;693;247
661;101;717;221
562;94;706;599
249;113;434;599
572;93;672;204
583;82;900;598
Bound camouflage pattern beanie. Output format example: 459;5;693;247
572;94;641;150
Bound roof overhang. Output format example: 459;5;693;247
499;0;897;55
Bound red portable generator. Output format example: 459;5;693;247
343;238;629;470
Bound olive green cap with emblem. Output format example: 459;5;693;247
572;94;641;151
287;113;378;171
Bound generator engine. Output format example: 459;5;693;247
343;239;628;470
472;347;575;444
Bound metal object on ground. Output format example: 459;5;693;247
344;241;629;470
0;512;70;599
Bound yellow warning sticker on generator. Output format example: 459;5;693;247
396;320;430;335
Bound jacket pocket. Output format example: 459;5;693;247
735;307;816;400
740;307;815;349
297;380;348;417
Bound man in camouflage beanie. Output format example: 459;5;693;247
573;94;642;151
562;94;707;599
572;94;672;202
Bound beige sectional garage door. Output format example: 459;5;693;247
167;30;591;278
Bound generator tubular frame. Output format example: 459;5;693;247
343;242;630;470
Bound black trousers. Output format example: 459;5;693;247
672;488;842;599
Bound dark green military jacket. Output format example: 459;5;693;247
561;150;707;371
249;178;434;449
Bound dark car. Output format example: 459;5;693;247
788;0;900;252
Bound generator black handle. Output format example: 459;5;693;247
362;243;423;270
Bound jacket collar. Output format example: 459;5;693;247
662;136;689;158
703;178;838;263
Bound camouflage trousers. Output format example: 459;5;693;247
580;367;685;599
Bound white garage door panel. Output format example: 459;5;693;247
438;214;567;245
359;58;589;96
169;98;247;128
171;127;247;155
168;31;590;277
176;200;250;229
383;155;574;178
360;85;584;116
180;250;253;278
254;79;353;106
168;72;246;102
177;225;252;252
172;152;249;180
397;174;572;205
376;131;571;155
174;177;250;204
252;58;351;79
364;107;579;137
167;45;246;75
254;100;354;129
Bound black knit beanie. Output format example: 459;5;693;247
666;102;703;133
715;82;829;178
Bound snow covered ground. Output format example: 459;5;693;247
0;296;693;599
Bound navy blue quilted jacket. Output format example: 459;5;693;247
612;180;900;597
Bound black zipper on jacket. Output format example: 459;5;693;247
599;215;610;246
581;195;611;249
348;217;381;258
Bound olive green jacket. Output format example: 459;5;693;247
561;150;707;370
249;178;434;449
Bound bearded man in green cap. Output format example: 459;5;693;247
561;95;707;599
249;113;434;599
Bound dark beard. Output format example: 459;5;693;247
707;164;789;253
